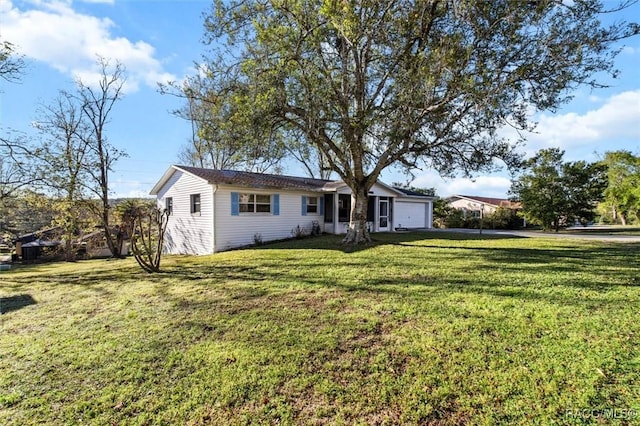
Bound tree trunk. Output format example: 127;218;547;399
620;213;627;226
64;238;75;262
103;207;122;258
342;186;372;245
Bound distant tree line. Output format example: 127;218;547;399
428;148;640;232
510;148;640;231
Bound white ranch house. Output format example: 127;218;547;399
447;195;521;219
150;165;434;255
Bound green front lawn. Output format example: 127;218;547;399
1;233;639;425
565;226;640;236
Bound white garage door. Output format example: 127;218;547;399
395;202;426;228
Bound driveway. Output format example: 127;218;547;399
429;228;640;243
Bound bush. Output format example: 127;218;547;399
483;207;523;230
434;204;523;230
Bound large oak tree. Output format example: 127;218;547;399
201;0;638;243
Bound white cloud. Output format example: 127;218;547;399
440;175;512;197
0;0;175;92
409;171;512;198
413;90;640;199
509;90;640;155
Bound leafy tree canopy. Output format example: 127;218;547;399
600;150;640;225
166;71;288;173
198;0;638;243
510;148;607;231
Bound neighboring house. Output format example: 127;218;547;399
77;229;130;259
150;165;434;255
447;195;521;219
0;244;12;270
14;227;63;260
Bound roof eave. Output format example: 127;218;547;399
149;166;178;195
399;194;435;200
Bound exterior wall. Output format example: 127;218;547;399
87;243;130;258
367;184;399;198
448;198;497;217
213;186;325;252
157;170;215;255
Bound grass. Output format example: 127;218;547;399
565;226;640;236
1;232;639;425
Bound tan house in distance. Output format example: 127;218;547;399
447;195;521;219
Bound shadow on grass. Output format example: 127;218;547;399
4;232;638;309
1;260;141;295
1;294;37;314
252;231;524;253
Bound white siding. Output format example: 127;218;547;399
156;170;214;255
214;186;324;252
449;198;497;216
367;183;399;197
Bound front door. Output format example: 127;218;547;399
379;198;390;231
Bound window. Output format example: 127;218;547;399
190;194;201;215
239;193;271;213
338;194;351;222
306;196;318;214
165;197;173;215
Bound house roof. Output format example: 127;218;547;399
150;165;337;194
393;187;434;198
15;226;63;243
179;166;335;191
150;165;416;197
21;239;61;248
449;195;520;209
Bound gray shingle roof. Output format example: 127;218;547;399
393;187;433;198
177;166;335;191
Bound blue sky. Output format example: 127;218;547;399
1;0;639;199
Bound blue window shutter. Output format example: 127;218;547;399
301;196;307;216
319;196;324;216
231;192;239;216
273;194;280;216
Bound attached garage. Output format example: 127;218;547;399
392;188;434;230
395;201;428;228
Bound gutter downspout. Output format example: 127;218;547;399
212;184;218;253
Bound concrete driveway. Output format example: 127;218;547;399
429;227;640;243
